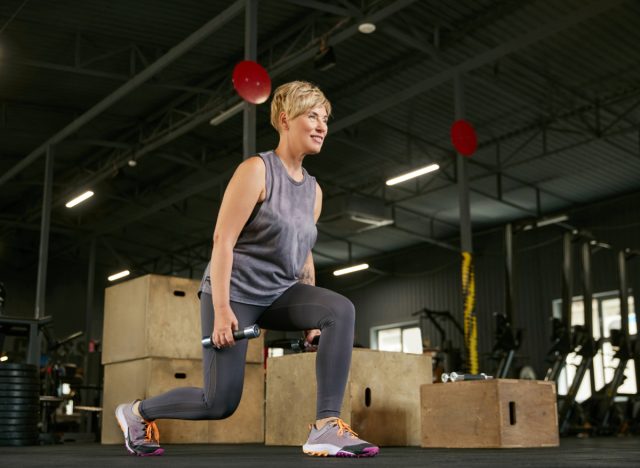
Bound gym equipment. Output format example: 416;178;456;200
266;334;319;353
582;248;637;434
202;324;261;348
0;363;39;446
558;237;601;436
441;372;493;382
544;232;574;383
412;308;465;378
232;60;271;104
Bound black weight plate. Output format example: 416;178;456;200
0;411;40;419
0;390;39;398
0;416;39;425
0;433;39;441
0;363;37;372
0;438;39;446
0;370;37;378
0;425;38;434
0;404;39;413
0;383;40;392
0;396;40;405
0;377;39;385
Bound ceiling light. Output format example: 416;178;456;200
108;270;130;282
333;263;369;276
0;356;8;362
358;22;376;34
127;159;137;167
65;191;94;208
386;164;439;186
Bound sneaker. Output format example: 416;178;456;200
302;418;379;457
115;401;164;456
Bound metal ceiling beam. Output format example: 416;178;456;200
329;0;625;134
281;0;354;17
0;0;245;188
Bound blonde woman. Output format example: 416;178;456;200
115;81;379;458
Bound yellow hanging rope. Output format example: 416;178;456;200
462;251;478;374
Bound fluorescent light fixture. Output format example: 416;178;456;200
386;164;439;186
65;190;94;208
536;214;568;228
0;356;8;362
209;102;244;126
333;263;369;276
358;22;376;34
108;270;130;282
349;215;393;228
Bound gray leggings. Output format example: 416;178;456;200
139;283;355;421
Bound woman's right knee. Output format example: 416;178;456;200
202;394;241;420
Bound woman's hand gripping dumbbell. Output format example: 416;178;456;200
202;324;261;349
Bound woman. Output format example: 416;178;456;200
115;81;379;458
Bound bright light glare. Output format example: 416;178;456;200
333;263;369;276
65;191;94;208
386;164;439;186
108;270;130;282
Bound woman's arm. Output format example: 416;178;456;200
210;156;265;347
303;182;323;345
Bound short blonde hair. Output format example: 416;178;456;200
270;81;332;131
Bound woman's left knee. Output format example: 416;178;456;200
328;294;355;325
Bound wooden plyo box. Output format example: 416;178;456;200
265;349;432;447
102;274;263;365
420;379;559;448
101;358;264;444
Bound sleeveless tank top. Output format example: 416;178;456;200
198;150;317;305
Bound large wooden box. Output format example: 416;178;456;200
265;349;431;447
102;274;263;364
102;358;264;444
420;379;559;448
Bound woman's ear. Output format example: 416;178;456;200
279;112;288;131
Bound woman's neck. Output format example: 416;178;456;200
274;142;305;179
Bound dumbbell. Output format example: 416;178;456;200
441;371;493;383
202;324;261;349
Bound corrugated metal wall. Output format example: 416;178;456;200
324;191;640;378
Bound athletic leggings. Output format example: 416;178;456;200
138;283;355;421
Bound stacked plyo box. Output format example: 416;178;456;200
101;274;264;444
265;349;432;446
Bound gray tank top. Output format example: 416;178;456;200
198;150;317;305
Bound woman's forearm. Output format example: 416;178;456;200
210;239;234;310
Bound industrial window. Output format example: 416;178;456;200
552;292;637;401
371;323;422;354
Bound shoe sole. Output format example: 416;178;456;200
303;445;379;458
115;405;164;457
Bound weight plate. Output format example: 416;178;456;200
0;383;40;392
0;396;40;405
0;410;40;419
0;363;37;372
0;403;40;417
0;416;39;425
0;370;37;378
0;433;39;441
0;390;39;398
0;377;39;385
0;438;39;446
0;424;38;434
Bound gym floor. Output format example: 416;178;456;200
2;438;638;467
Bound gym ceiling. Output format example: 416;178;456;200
1;0;639;278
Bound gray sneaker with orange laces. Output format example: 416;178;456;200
303;418;379;457
115;401;164;456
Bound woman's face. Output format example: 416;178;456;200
286;105;329;155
